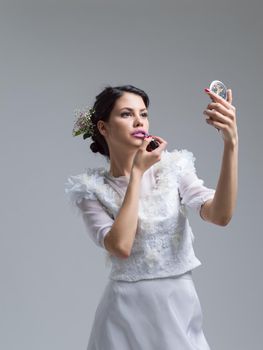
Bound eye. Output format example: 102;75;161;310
121;112;131;117
120;112;148;118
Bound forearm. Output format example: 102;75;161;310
108;167;143;257
210;141;238;225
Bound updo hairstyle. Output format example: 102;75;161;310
89;84;150;160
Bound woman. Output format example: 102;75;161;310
65;84;238;349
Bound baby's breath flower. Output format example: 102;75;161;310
72;106;96;139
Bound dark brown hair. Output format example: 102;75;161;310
88;84;150;160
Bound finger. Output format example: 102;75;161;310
204;88;232;109
227;89;233;104
206;118;227;131
140;136;153;151
144;134;167;147
144;135;167;153
148;135;166;143
151;141;167;154
203;109;231;124
151;135;168;150
206;102;231;116
143;135;154;142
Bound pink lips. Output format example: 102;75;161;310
131;130;149;138
132;133;145;138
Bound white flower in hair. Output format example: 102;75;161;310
72;106;96;139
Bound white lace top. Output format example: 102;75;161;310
65;148;216;282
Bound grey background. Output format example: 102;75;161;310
1;0;262;349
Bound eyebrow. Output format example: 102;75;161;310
119;107;147;111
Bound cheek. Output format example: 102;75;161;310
115;121;130;132
111;122;128;138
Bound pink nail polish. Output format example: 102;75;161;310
204;88;210;92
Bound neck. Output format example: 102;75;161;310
108;151;136;178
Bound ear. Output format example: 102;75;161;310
97;120;107;137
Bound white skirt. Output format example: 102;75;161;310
87;270;211;350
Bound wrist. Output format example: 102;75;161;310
131;166;144;179
224;138;239;150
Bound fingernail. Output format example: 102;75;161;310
204;88;210;92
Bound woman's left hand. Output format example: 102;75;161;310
203;88;238;146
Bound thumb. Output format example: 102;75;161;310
227;89;233;104
141;135;153;147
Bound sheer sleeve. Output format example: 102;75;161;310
76;198;114;250
65;174;114;250
173;149;216;218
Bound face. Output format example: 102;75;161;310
98;92;149;151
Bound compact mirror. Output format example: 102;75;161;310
209;80;227;100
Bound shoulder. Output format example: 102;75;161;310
64;167;106;206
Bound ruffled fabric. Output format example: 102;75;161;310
64;148;215;281
64;167;106;215
161;148;196;178
64;149;189;213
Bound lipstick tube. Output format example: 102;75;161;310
145;134;160;151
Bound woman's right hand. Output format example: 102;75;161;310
132;135;168;174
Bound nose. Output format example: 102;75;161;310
134;114;145;126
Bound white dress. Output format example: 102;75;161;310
65;148;216;350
